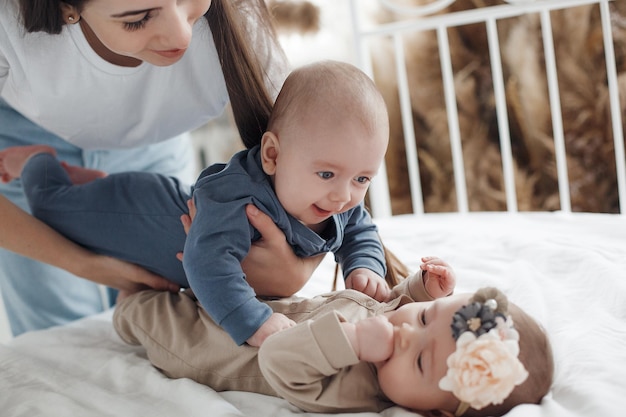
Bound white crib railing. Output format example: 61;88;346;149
350;0;625;217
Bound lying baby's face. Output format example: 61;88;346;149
376;294;471;413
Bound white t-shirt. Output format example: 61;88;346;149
0;0;228;150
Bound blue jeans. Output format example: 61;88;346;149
0;98;197;336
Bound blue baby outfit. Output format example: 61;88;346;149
21;146;386;345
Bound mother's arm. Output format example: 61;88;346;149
0;195;179;293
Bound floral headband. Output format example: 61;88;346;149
438;288;529;416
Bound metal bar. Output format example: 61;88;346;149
351;0;620;215
378;0;456;16
359;0;614;38
350;0;393;218
393;34;424;214
486;18;518;212
540;9;571;212
600;0;626;214
437;25;468;213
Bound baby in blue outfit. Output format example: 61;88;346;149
0;60;390;346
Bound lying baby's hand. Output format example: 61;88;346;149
246;312;295;347
345;268;390;302
419;256;456;299
343;315;394;363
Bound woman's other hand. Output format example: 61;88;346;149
177;200;324;297
89;254;180;294
243;204;324;297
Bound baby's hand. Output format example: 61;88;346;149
343;315;393;363
419;256;456;299
246;312;295;347
345;268;390;302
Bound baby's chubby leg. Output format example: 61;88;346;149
0;145;106;184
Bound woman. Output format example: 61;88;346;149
0;0;319;336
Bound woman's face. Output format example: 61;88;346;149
78;0;212;66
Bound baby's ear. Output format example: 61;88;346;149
260;131;279;175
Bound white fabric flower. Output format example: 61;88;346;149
439;328;528;410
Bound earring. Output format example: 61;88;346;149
68;16;75;21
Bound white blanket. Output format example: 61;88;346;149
1;212;625;416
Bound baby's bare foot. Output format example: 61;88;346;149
0;145;57;183
60;161;107;185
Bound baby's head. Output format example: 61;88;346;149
260;60;389;228
378;287;553;417
266;59;389;143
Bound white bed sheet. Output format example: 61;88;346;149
1;212;625;417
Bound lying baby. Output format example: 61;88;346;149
113;256;553;417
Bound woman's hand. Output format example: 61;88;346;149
178;201;324;297
179;198;196;235
85;253;180;294
243;204;324;297
176;198;196;261
241;204;324;297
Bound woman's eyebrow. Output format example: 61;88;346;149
110;8;155;18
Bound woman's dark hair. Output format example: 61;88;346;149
206;0;281;149
19;0;283;149
20;0;85;33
